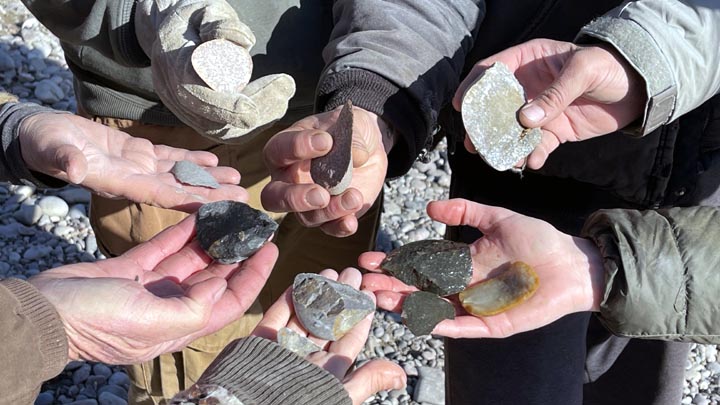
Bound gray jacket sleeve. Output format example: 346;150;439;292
582;206;720;344
0;95;66;187
317;0;485;177
21;0;147;66
576;0;720;136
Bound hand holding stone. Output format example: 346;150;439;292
262;106;391;237
135;0;296;143
253;268;406;405
19;113;248;211
453;38;645;169
360;198;605;339
28;215;279;364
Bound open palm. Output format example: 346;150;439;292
360;199;601;339
29;215;278;364
19;113;248;211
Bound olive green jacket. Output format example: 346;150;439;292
583;206;720;344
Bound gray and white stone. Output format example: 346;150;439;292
170;160;220;189
414;367;445;405
38;195;69;217
461;62;541;171
277;327;322;357
192;39;252;93
292;273;375;341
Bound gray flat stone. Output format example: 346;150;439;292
171;160;220;189
381;240;472;296
461;62;541;171
196;201;278;264
192;39;252;93
402;291;455;336
414;366;445;405
293;273;375;341
277;327;322;357
311;100;354;195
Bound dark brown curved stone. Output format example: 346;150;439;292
311;100;354;195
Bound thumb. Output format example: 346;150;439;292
518;54;592;128
343;360;406;405
185;277;228;310
54;144;88;184
427;199;515;233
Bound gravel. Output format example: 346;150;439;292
0;2;717;405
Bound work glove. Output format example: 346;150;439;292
135;0;296;143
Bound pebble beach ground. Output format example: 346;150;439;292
0;2;718;404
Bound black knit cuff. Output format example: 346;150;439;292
184;336;352;405
1;278;68;382
0;101;67;188
316;68;430;178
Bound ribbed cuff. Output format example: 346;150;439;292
317;68;430;178
577;16;677;137
0;278;68;382
195;336;351;405
0;101;68;187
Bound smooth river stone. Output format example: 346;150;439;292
459;261;539;316
381;240;472;296
310;100;354;195
192;39;253;93
196;201;278;264
402;291;455;336
461;62;542;171
292;273;375;341
171;160;220;189
277;327;322;357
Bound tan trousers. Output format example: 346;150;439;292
86;116;381;404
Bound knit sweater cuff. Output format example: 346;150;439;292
316;68;429;178
174;336;352;405
0;278;68;382
0;101;68;187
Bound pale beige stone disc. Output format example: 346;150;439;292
192;39;253;93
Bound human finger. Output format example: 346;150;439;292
261;181;330;213
296;189;363;227
357;252;386;272
427;199;516;232
343;360;406;405
264;129;332;170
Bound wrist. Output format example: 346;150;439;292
354;107;395;154
571;236;605;312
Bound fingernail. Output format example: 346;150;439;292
306;188;326;207
311;133;332;152
520;104;546;123
341;192;361;211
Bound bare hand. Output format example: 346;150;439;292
253;268;406;405
454;39;646;169
19;113;248;211
360;199;604;339
29;215;278;364
262;106;391;237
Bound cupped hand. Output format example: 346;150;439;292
360;198;604;339
261;106;391;237
253;268;405;405
28;215;278;364
19;113;248;211
454;39;646;169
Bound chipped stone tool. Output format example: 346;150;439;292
459;261;539;316
311;100;354;195
192;39;253;93
461;62;542;171
196;201;278;264
402;291;455;336
171;160;220;189
292;273;375;341
381;240;473;296
277;327;322;357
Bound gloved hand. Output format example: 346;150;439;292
135;0;296;143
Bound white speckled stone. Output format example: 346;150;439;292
191;39;252;93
